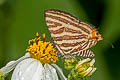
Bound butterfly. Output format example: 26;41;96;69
44;9;103;58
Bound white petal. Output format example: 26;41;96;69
90;58;95;66
43;64;59;80
1;61;16;75
11;58;44;80
51;64;67;80
1;52;30;75
82;67;93;77
78;58;91;66
87;68;96;77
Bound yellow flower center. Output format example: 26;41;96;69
26;32;58;64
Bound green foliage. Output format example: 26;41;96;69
0;0;120;80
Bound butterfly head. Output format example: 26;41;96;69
88;29;103;41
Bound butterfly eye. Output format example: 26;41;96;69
96;37;98;39
96;32;99;35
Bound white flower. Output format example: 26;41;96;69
0;53;67;80
11;58;61;80
0;33;67;80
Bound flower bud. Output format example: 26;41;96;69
64;57;77;70
0;70;5;80
68;58;96;80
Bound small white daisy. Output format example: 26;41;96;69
0;33;67;80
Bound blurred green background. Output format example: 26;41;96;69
0;0;120;80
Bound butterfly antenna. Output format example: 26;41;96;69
103;39;114;48
96;27;100;30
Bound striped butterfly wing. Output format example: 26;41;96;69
44;9;96;57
